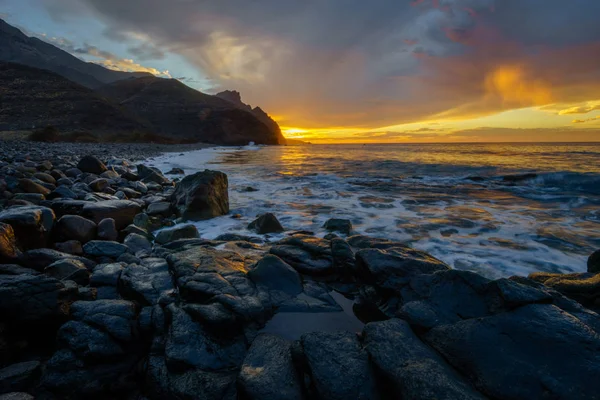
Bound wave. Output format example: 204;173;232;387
530;171;600;195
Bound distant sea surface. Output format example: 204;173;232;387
151;143;600;278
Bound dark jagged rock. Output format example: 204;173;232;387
77;156;108;175
301;331;378;400
270;236;334;276
588;250;600;273
137;165;170;185
147;201;172;216
84;240;128;258
528;271;600;309
155;224;199;245
0;361;42;394
171;170;229;221
0;223;20;263
248;213;284;234
44;259;90;285
123;233;152;255
248;255;302;296
323;218;352;235
330;237;355;274
347;235;411;250
238;334;303;400
97;218;118;241
119;258;174;306
0;393;34;400
22;248;95;271
54;240;83;255
82;200;141;230
55;215;97;244
363;319;485;399
0;206;55;249
88;178;109;192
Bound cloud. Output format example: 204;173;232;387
558;103;600;115
572;116;600;124
38;0;600;130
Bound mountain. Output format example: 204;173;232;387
216;90;286;144
0;18;150;89
0;62;151;135
96;77;284;145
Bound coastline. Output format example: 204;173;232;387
0;140;598;399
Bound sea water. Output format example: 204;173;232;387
149;143;600;279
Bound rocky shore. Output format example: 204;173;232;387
0;141;599;400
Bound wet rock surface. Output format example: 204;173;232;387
0;143;597;400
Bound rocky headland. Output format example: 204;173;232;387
0;141;599;400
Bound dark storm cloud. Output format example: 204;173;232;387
40;0;600;128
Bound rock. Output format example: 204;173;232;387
0;206;55;249
70;300;137;342
12;193;45;204
45;199;88;218
529;271;600;309
301;331;378;400
165;305;247;371
123;233;152;255
0;393;34;400
0;223;20;263
84;241;128;258
55;215;97;243
90;263;124;287
54;240;83;255
23;248;95;271
97;218;118;241
122;224;153;240
45;259;90;285
147;201;172;216
364;319;484;399
330;237;355;275
0;264;38;275
426;304;600;400
248;213;284;234
155;224;199;245
356;247;450;291
170;170;229;221
82;200;142;230
47;185;78;200
119;258;174;305
77;155;107;175
270;236;334;276
32;172;56;185
0;274;72;323
215;233;263;244
238;334;303;400
65;167;83;178
182;303;237;333
88;178;109;192
18;178;50;195
588;250;600;273
347;235;410;250
248;255;302;296
323;218;352;235
0;361;41;393
137;164;170;185
166;168;185;175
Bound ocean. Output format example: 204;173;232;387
150;142;600;279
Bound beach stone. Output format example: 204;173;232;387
356;247;450;291
147;201;172;216
84;241;128;258
65;168;83;178
33;172;56;185
425;304;600;400
137;164;170;185
0;206;55;249
47;185;78;200
248;255;302;296
55;215;97;243
0;361;42;394
170;170;229;221
23;248;95;271
0;223;20;263
77;155;107;175
301;331;378;400
12;193;45;204
588;250;600;273
270;236;334;276
45;199;88;218
0;264;38;275
364;319;484;399
167;168;185;175
123;233;152;255
0;393;34;400
97;218;118;241
238;334;303;400
119;258;174;306
90;263;124;287
155;224;199;245
323;218;352;235
44;259;90;285
88;178;109;192
54;240;83;255
18;178;50;195
100;170;119;179
248;213;284;234
82;200;141;229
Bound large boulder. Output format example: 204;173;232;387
170;170;229;221
55;215;97;244
323;218;352;235
248;255;302;296
589;250;600;273
529;271;600;309
82;200;142;230
301;331;379;400
270;236;334;276
238;334;303;400
155;224;199;245
425;304;600;400
0;206;55;249
137;165;170;185
248;213;284;234
0;223;20;263
77;155;107;175
44;259;90;285
363;319;484;399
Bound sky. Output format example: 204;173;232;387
1;0;600;143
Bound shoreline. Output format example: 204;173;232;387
0;141;598;399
